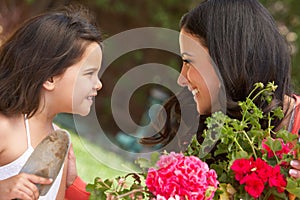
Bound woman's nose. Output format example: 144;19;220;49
177;66;188;87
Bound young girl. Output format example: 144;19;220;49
0;5;102;200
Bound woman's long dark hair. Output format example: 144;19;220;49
0;5;102;118
141;0;292;147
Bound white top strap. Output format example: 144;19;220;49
24;114;32;148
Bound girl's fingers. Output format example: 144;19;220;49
25;173;53;185
23;181;39;200
10;184;35;200
18;173;52;199
18;187;36;200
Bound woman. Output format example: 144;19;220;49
142;0;300;179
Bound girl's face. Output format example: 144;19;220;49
178;29;221;115
50;42;103;116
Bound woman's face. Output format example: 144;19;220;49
178;29;221;115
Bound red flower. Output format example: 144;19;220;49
268;165;287;193
230;158;253;181
262;138;294;159
231;157;288;198
254;158;272;182
243;173;265;198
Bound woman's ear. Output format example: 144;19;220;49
43;77;55;91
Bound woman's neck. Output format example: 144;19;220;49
277;95;295;130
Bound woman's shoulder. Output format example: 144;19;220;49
293;94;300;105
291;94;300;135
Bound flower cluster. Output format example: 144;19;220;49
185;82;300;199
87;82;300;199
231;157;286;198
229;136;298;198
262;138;295;160
145;152;218;200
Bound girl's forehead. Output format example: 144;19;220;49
82;42;102;59
77;43;102;66
62;42;102;74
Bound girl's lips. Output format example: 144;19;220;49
87;93;97;101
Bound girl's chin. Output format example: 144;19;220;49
74;108;91;116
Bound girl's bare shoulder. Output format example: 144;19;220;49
0;114;23;147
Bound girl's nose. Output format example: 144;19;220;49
94;79;102;91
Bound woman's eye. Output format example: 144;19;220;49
182;59;190;64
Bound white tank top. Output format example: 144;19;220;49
0;115;64;199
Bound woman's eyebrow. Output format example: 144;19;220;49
181;52;193;57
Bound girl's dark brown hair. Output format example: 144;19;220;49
0;5;102;118
141;0;293;147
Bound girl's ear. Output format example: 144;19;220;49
43;77;55;91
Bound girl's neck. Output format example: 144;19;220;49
26;111;57;147
31;113;55;127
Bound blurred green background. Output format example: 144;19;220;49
0;0;299;182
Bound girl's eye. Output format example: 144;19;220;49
85;71;95;76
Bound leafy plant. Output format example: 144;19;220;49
86;173;148;200
186;82;300;199
87;82;300;199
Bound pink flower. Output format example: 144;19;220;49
146;152;218;200
155;195;180;200
156;152;184;168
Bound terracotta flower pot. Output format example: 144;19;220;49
288;193;296;200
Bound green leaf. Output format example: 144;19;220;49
86;183;95;192
285;178;300;198
272;107;284;119
214;143;229;156
273;139;283;152
276;130;298;142
264;137;282;152
235;151;249;159
135;151;160;170
104;179;113;188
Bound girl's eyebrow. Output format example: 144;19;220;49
83;66;100;72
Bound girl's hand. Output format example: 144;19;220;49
289;160;300;179
0;173;52;200
66;143;78;188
